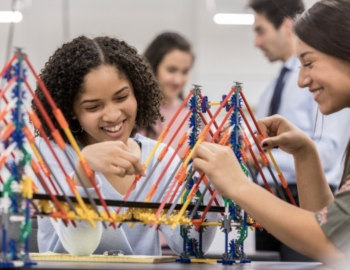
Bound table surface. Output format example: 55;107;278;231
15;261;332;270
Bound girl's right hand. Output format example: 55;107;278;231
192;142;249;199
257;115;314;156
80;141;145;177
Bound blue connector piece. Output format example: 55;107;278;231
9;239;18;260
188;132;197;149
221;95;231;111
201;96;210;113
188;113;197;128
3;63;27;82
188;95;197;110
187;88;202;151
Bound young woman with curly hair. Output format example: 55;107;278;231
32;36;217;256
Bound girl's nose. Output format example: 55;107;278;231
298;68;311;88
174;73;186;86
102;104;121;122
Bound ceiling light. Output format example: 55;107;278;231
0;11;23;23
214;13;254;25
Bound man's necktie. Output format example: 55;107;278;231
269;67;289;116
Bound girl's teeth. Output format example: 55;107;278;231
313;90;322;97
104;123;122;132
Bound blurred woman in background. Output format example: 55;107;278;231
134;32;194;153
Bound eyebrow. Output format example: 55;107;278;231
167;65;179;70
80;86;129;105
299;51;314;58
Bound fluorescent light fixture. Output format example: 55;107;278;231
214;13;254;25
0;11;23;23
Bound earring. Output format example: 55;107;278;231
71;125;83;133
71;117;83;133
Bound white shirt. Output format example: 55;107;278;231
36;134;218;255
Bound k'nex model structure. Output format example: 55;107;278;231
0;50;296;267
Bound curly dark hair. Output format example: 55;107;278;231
32;35;163;144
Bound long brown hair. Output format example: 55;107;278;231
132;32;194;138
144;31;194;101
294;0;350;186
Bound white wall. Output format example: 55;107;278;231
0;0;318;109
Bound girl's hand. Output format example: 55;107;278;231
257;115;314;156
192;142;248;199
81;141;145;177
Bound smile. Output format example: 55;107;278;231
101;121;123;132
313;89;322;97
310;88;323;100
